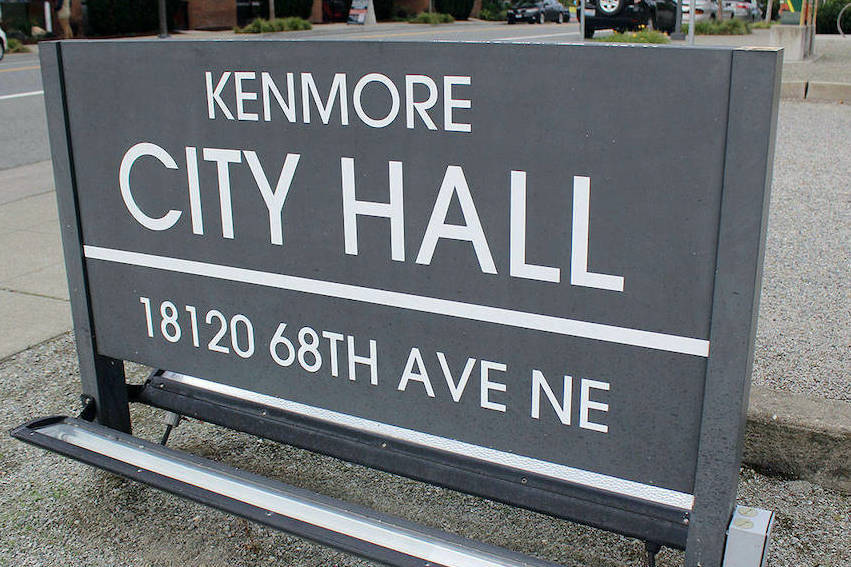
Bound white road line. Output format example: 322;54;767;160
493;31;581;41
84;245;710;357
0;90;44;101
164;372;696;510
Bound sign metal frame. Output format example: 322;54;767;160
34;40;782;567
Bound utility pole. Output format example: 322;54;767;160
158;0;168;38
688;2;696;43
672;0;684;39
270;0;276;20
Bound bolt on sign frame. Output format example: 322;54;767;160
13;39;781;567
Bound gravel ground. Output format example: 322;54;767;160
0;334;848;567
750;101;851;402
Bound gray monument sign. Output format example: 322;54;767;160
14;39;781;567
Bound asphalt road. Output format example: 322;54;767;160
0;51;48;170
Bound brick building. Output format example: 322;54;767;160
186;0;237;29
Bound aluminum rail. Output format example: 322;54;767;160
12;416;565;567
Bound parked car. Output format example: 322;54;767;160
579;0;676;37
323;0;350;21
0;26;7;61
724;0;760;21
508;0;570;23
681;0;734;22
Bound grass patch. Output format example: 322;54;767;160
750;20;774;29
682;19;751;34
408;12;455;23
592;29;671;43
234;17;312;33
7;38;30;53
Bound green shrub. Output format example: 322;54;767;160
751;20;774;28
235;17;312;33
682;19;751;34
7;38;30;53
592;29;671;43
479;0;508;19
817;0;851;34
282;16;312;30
408;12;455;23
435;0;474;19
235;18;263;33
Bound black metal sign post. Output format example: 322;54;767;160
16;40;781;567
40;44;131;434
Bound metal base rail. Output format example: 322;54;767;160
135;371;690;549
12;416;564;567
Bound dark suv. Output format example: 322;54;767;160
580;0;676;37
508;0;570;23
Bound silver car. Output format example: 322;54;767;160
725;0;761;21
681;0;733;22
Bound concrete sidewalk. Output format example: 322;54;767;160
0;161;70;360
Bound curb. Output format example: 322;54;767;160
780;80;807;100
781;80;851;103
806;81;851;103
744;385;850;494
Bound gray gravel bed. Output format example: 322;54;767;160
750;101;851;402
1;334;848;567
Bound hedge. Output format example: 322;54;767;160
235;16;312;32
817;0;851;33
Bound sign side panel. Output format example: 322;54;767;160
39;41;130;432
685;48;782;567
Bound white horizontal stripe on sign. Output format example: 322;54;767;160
43;422;544;567
162;371;696;510
83;246;710;357
0;90;44;101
